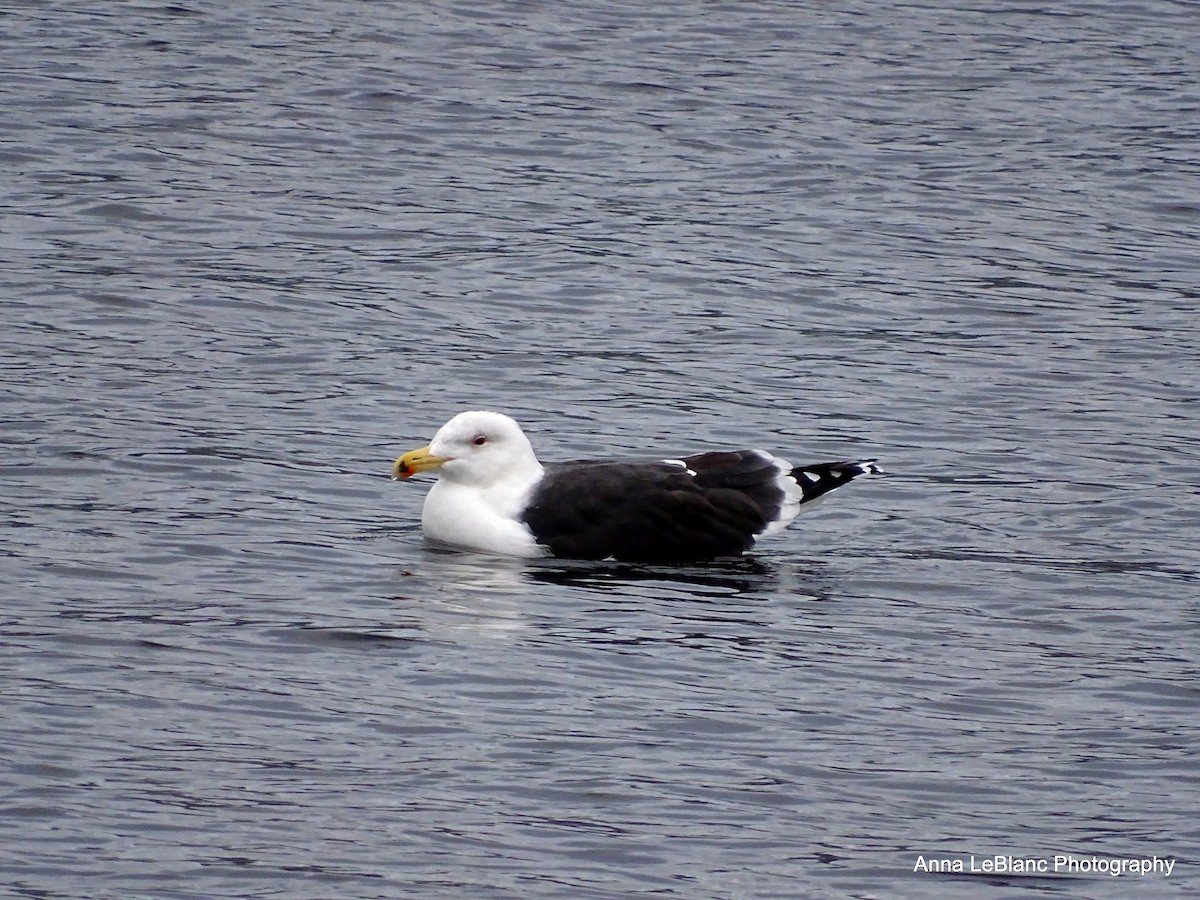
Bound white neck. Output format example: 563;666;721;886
422;460;546;557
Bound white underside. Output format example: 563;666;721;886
422;477;548;557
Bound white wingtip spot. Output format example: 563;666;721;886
662;459;698;477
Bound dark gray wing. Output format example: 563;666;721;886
520;452;784;563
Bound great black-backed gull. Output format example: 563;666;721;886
391;411;878;563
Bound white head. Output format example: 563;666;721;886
393;410;542;487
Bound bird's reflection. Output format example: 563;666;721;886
385;543;842;646
524;555;781;597
411;546;839;603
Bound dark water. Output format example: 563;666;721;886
4;1;1198;897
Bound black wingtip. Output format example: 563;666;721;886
786;458;880;504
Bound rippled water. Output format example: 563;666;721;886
4;1;1198;897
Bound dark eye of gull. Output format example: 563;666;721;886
472;435;487;446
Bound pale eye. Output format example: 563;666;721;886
472;435;487;446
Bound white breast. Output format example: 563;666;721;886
422;479;546;557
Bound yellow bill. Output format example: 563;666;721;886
392;445;449;479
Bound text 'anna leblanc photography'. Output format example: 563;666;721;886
913;854;1176;878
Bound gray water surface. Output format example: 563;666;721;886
3;2;1198;898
